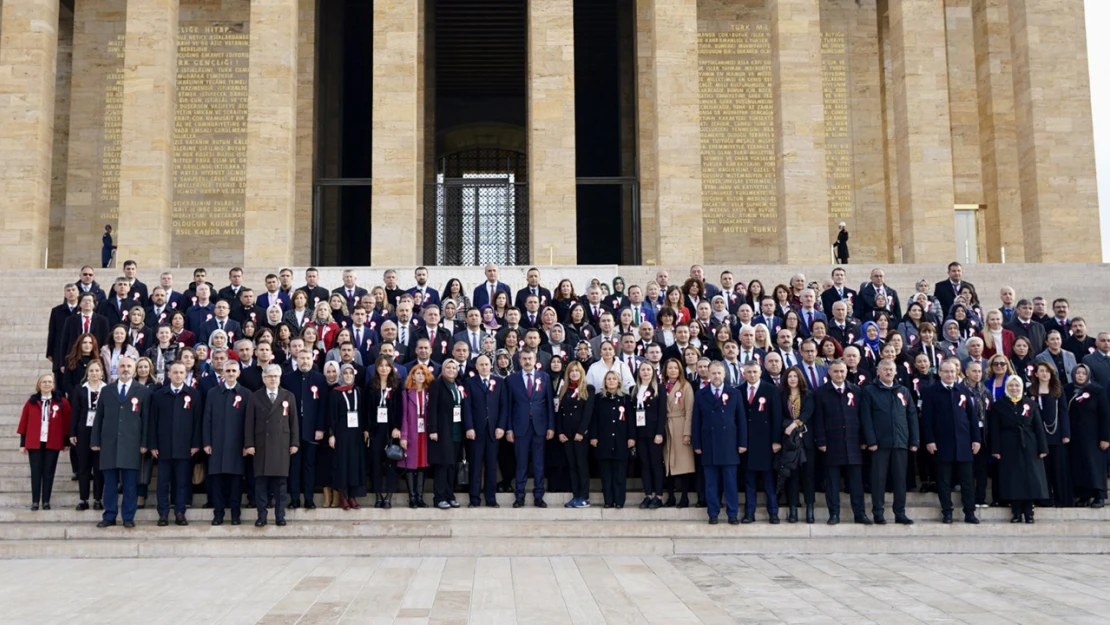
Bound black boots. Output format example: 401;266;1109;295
805;504;815;524
788;505;798;523
414;471;428;508
406;473;418;508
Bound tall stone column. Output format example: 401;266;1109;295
244;0;299;266
1009;0;1100;262
371;0;424;266
637;0;702;265
116;0;178;268
0;0;59;268
889;0;956;263
973;0;1023;262
527;0;577;264
771;0;828;263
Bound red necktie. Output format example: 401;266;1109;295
526;373;534;398
747;386;755;404
83;316;90;333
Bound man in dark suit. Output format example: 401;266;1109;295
404;339;442;378
229;288;266;327
408;306;450;364
333;269;370;310
463;354;508;507
1081;332;1110;387
145;287;174;328
216;267;247;304
203;360;249;525
752;298;782;337
623;285;656;327
92;356;151;528
1005;299;1047;354
519;293;544;329
798;340;828;392
739;362;783;523
813;361;871;525
795;289;828;338
504;349;554;508
689;265;721;299
453;308;486;356
472;264;512;309
920;359;981;524
514;267;553;310
97;277;134;327
405;266;440;312
296;268;330;310
245;366;299;527
258;273;292;312
181;268;215;306
60;293;111;362
76;266;107;303
282;350;328;509
860;359;919;525
826;301;860;347
820;267;858;318
857;268;902;321
121;260;149;307
934;262;974;317
692;361;746;525
197;300;242;347
47;284;80;371
1042;298;1071;338
347;308;381;364
148;362;202;526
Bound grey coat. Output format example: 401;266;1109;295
92;381;152;471
245;388;299;477
1034;349;1077;384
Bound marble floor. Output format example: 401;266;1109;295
1;553;1107;624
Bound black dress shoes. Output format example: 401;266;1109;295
708;517;719;525
255;519;267;527
964;514;980;525
639;497;651;509
157;517;169;527
854;515;873;525
741;515;754;524
768;515;780;525
894;516;914;525
873;516;886;525
230;517;241;526
212;518;223;526
534;499;547;508
942;513;953;524
805;505;815;524
76;501;89;511
93;500;104;510
512;498;525;508
728;517;740;525
175;514;188;526
42;503;50;511
123;521;135;528
827;514;840;525
276;519;287;527
469;501;481;508
97;520;116;528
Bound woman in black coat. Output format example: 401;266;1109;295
989;376;1049;523
1032;362;1072;507
366;356;402;508
590;371;635;508
62;334;100;395
632;362;666;509
556;361;594;507
1066;364;1110;507
327;364;369;509
427;359;465;509
68;360;106;511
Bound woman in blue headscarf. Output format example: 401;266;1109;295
856;320;882;365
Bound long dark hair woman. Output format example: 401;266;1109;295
18;372;71;511
63;333;101;395
782;366;816;523
1033;362;1072;507
367;355;402;508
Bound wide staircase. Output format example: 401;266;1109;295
2;264;1109;559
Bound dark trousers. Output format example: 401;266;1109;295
695;453;706;502
745;469;778;516
101;468;138;522
599;459;628;506
434;444;461;505
973;446;990;504
75;444;103;502
156;458;192;517
916;446;936;486
137;454;154;498
513;428;546;500
666;473;694;499
27;446;60;504
825;464;865;518
255;476;287;522
936;460;975;516
703;464;739;519
786;456;816;507
498;436;515;488
288;440;317;505
469;434;500;504
1011;500;1035;518
870;448;908;518
564;439;590;501
370;440;399;497
637;438;665;497
211;473;243;520
1045;443;1074;507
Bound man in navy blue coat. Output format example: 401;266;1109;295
739;362;783;523
813;361;871;525
692;361;747;525
281;351;328;509
149;362;202;526
920;359;981;524
471;264;513;309
504;349;554;507
463;354;508;507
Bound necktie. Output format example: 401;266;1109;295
838;387;844;396
526;373;534;397
748;386;755;404
471;332;478;351
807;311;813;329
429;330;436;347
400;326;407;344
714;388;721;401
83;316;90;333
484;378;490;390
488;283;494;303
732;363;739;381
633;308;641;324
173;388;179;395
348;289;353;300
593;305;599;319
809;366;818;389
355;329;361;347
269;392;276;403
530;314;535;325
119;384;127;402
218;320;223;330
532;288;537;297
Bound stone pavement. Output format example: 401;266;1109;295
1;554;1108;624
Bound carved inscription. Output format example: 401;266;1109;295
822;31;853;222
96;35;125;221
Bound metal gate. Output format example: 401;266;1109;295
424;149;529;266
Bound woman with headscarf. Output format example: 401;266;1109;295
989;375;1049;523
480;305;500;334
543;323;573;363
709;295;736;331
608;276;629;311
948;304;977;340
1066;364;1110;508
856;320;882;367
318;360;341;507
938;320;967;362
327;363;369;510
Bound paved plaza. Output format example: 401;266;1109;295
2;553;1107;624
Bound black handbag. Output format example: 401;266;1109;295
384;438;404;462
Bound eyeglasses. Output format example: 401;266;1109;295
992;362;1007;367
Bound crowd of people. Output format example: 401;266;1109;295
21;261;1110;528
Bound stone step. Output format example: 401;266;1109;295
1;502;1105;522
0;533;1106;559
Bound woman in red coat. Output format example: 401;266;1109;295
981;309;1015;359
17;372;72;511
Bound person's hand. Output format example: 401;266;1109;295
654;435;664;445
1101;441;1109;451
590;439;598;448
151;449;159;459
971;442;981;455
391;428;401;439
738;447;747;454
315;431;324;441
627;439;636;449
1039;452;1047;458
926;443;937;454
245;447;255;456
785;423;796;435
558;434;568;443
860;444;868;450
291;446;300;454
429;433;438;442
694;449;702;455
992;453;1000;459
399;438;407;450
772;443;781;453
467;429;477;441
910;446;918;452
46;356;52;363
190;447;199;455
506;431;514;444
868;445;878;452
69;436;77;446
19;447;26;455
203;446;212;455
574;433;583;442
818;446;826;453
495;428;504;440
140;447;147;454
546;429;555;440
1062;437;1070;444
683;435;691;446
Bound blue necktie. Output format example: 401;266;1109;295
119;384;127;402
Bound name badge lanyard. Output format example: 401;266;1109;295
344;390;359;428
377;389;390;423
636;392;647;427
86;387;100;427
452;385;462;423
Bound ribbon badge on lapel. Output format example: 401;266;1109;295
282;400;289;416
183;396;192;409
51;404;59;418
846;392;855;407
469;370;476;377
311;385;319;400
758;397;766;412
206;313;213;322
571;386;578;399
913;378;920;393
489;379;496;391
1022;403;1031;417
233;395;242;409
130;397;140;412
721;393;729;406
1079;392;1091;403
958;394;967;408
133;292;141;301
618;406;626;421
896;392;907;407
644;389;653;400
385;388;392;399
441;340;447;351
370;321;377;330
534;379;542;392
459;387;467;399
675;391;682;404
